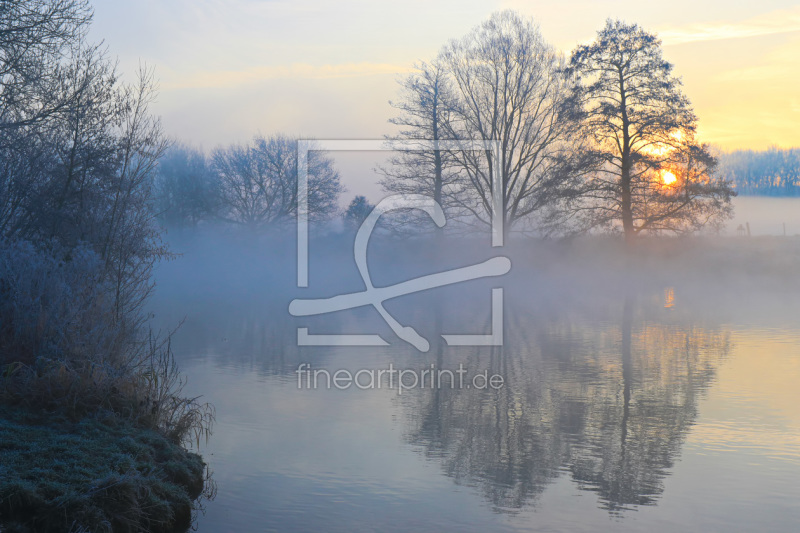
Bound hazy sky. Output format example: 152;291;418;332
90;0;799;153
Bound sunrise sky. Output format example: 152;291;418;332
89;0;800;151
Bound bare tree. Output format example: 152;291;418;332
342;195;374;230
0;0;92;133
379;61;465;235
437;11;583;236
211;135;343;228
0;44;169;322
0;0;96;238
39;44;120;243
153;144;218;228
567;20;735;241
100;66;169;320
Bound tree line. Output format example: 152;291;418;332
716;147;800;197
155;13;736;242
0;6;738;254
153;136;342;230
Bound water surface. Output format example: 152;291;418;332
151;233;800;532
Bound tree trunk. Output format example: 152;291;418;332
621;166;634;243
619;68;635;244
432;92;444;243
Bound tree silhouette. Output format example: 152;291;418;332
567;20;734;241
343;195;374;230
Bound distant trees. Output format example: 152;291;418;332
343;195;374;230
717;147;800;196
153;144;218;228
210;135;342;228
567;20;735;240
152;135;344;229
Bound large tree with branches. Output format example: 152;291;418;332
567;20;734;241
439;11;584;236
211;135;342;229
379;61;464;236
381;11;584;237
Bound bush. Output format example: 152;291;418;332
0;239;214;531
0;239;116;366
0;238;213;445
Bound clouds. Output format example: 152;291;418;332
659;5;800;45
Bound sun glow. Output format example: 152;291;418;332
661;170;678;186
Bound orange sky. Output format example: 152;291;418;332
89;0;800;151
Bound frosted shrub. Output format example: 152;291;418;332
0;239;122;366
0;239;213;444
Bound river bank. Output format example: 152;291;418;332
0;403;207;533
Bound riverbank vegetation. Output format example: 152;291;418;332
0;1;213;531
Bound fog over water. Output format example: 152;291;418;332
149;196;800;532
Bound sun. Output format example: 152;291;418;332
661;170;677;186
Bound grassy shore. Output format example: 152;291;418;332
0;405;206;533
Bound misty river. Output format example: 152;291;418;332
150;198;800;532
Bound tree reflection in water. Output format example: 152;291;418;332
405;288;730;513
